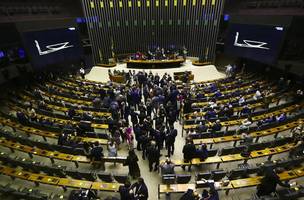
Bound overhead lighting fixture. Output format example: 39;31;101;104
275;27;283;31
68;27;76;30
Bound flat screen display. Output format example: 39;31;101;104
225;23;286;64
22;28;82;69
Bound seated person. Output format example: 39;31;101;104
214;90;222;98
277;113;287;123
264;114;277;124
160;157;175;175
16;110;28;125
253;90;262;100
197;122;208;133
238;95;246;105
211;120;222;132
205;109;217;120
239;117;252;131
196;143;208;161
241;132;253;146
240;105;251;116
180;189;201;200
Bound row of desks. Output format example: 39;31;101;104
183;103;302;130
0;137;126;167
9;104;109;130
0;165;121;191
0;117;108;145
192;119;302;145
20;94;111;118
160;143;295;167
158;166;304;195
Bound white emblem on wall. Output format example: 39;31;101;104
234;32;270;50
35;40;74;55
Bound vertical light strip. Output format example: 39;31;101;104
183;0;187;6
193;0;196;6
100;1;104;8
128;1;132;7
156;0;159;7
212;0;215;5
147;0;150;7
165;0;168;7
202;0;206;6
119;1;123;8
110;1;113;8
90;1;95;8
138;0;141;7
174;0;177;6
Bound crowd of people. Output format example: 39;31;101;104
7;67;304;200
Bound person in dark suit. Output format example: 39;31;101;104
90;141;105;170
182;140;196;171
119;181;133;200
124;150;141;179
146;141;161;172
256;167;290;197
165;126;177;157
130;178;148;200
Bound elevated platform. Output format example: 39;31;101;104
125;58;185;68
86;59;225;82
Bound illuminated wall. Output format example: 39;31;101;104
81;0;224;64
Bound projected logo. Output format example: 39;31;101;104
34;40;74;56
234;32;270;50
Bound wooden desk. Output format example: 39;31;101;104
91;182;121;191
28;174;60;185
192;157;222;164
159;184;196;193
221;154;245;162
231;177;262;188
293;167;304;177
278;170;298;181
57;178;92;189
250;149;276;158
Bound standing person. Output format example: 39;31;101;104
182;140;196;171
107;140;117;157
130;177;148;200
125;127;134;150
80;67;85;79
256;167;291;197
165;125;177;157
119;180;133;200
90;141;105;170
124;150;141;179
146;141;161;172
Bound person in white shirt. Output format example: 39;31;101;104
80;67;85;79
253;90;262;100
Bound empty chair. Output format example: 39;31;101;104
97;172;113;182
227;168;247;180
176;174;191;184
207;149;218;157
77;171;97;181
211;170;227;181
196;172;212;181
113;175;128;184
162;174;176;184
219;146;235;156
